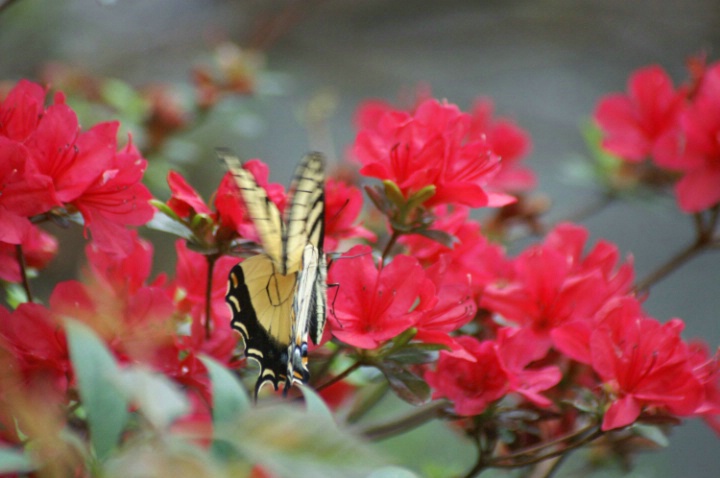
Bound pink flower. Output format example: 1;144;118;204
595;65;686;161
0;138;56;244
324;178;376;251
425;329;561;416
0;225;58;283
327;245;434;349
0;303;70;393
588;305;704;431
468;99;536;193
401;205;511;299
481;223;634;357
0;80;46;142
654;63;720;212
425;335;508;415
353;98;507;208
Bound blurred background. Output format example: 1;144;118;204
1;0;719;476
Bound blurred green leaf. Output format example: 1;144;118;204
633;424;669;447
200;355;251;421
65;320;129;460
114;367;190;430
0;447;35;474
299;384;334;423
199;355;251;461
146;209;195;240
386;346;438;365
101;78;149;123
219;403;388;478
412;228;457;249
367;466;420;478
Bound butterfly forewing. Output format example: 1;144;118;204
217;148;285;268
283;152;325;275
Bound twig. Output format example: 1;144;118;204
359;399;451;441
315;360;361;392
0;0;21;15
15;244;33;303
204;254;218;340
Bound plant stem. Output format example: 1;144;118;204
315;360;361;392
359;399;450;441
381;230;400;262
487;424;602;469
15;244;33;303
0;0;21;15
635;210;719;294
204;254;218;340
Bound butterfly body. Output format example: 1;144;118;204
219;149;327;395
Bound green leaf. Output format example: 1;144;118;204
65;320;129;460
199;355;251;461
114;367;189;430
299;384;334;423
146;209;195;240
367;466;420;478
0;447;36;474
200;355;251;421
101;78;149;123
413;228;457;249
633;424;669;447
378;363;430;406
386;346;438;365
218;404;388;478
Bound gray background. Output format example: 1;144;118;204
1;0;719;476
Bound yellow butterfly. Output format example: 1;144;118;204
218;149;327;395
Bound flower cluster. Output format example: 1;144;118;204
0;80;153;265
595;60;720;212
0;72;717;478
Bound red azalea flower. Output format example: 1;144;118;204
353;98;507;208
481;223;634;357
171;240;236;331
494;327;562;407
0;80;46;142
0;303;70;393
324;177;376;252
595;65;686;161
425;329;562;417
412;255;476;356
589;305;704;431
166;170;213;218
401;205;512;299
69;135;154;256
0;138;56;244
687;341;720;435
654;63;720;212
50;234;176;362
425;335;508;416
327;245;434;349
0;225;58;282
468;99;536;193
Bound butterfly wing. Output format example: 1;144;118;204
226;254;297;393
283;152;326;275
217;148;285;268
